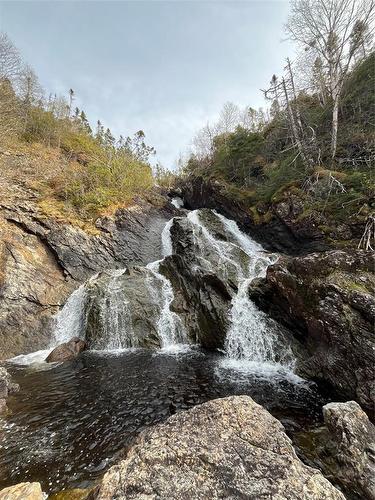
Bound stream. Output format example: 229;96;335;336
0;204;333;495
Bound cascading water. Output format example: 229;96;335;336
11;206;293;368
185;209;294;372
146;260;187;348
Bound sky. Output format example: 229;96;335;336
0;0;294;168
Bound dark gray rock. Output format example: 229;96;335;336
96;396;345;500
249;249;375;410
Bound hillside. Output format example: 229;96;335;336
178;53;375;252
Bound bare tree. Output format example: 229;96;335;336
0;32;22;82
217;101;240;134
0;33;23;140
285;0;375;159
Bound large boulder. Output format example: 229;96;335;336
249;249;375;410
159;215;236;349
95;396;344;499
160;254;231;349
322;401;375;499
0;482;44;500
84;267;163;349
46;337;86;363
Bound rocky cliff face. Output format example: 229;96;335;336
95;396;345;500
249;249;375;411
179;175;364;254
0;172;178;359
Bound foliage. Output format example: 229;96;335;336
0;31;157;220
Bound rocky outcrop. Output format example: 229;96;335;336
0;482;44;499
249;249;375;410
294;401;375;499
46;337;86;363
159;214;238;349
85;267;162;349
0;169;178;359
160;254;231;349
95;396;344;499
0;366;19;413
322;401;375;500
179;176;363;254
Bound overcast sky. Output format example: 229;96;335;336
0;0;293;168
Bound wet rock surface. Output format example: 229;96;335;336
0;171;178;359
0;481;44;499
0;366;19;413
46;337;87;363
95;395;344;500
85;267;162;349
249;249;375;410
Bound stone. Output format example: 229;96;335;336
250;249;375;410
0;366;19;413
0;482;44;500
0;158;176;359
84;267;162;349
96;396;344;500
46;337;86;363
322;401;375;500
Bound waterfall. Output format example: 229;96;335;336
170;196;184;209
186;210;294;370
53;282;89;345
10;208;292;368
161;219;174;257
146;260;187;348
91;269;135;350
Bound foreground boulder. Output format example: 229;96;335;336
46;337;86;363
250;249;375;410
0;482;43;499
95;396;344;499
323;401;375;499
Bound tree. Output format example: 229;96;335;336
285;0;375;159
68;88;74;117
0;32;21;81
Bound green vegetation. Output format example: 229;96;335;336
183;52;374;234
0;33;155;220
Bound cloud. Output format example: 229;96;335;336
1;0;293;168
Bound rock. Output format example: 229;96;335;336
49;487;96;499
0;482;44;499
158;215;237;349
0;163;176;359
0;366;19;413
160;254;231;349
322;401;375;499
95;396;344;500
179;175;332;254
46;337;86;363
250;249;375;410
84;267;162;349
